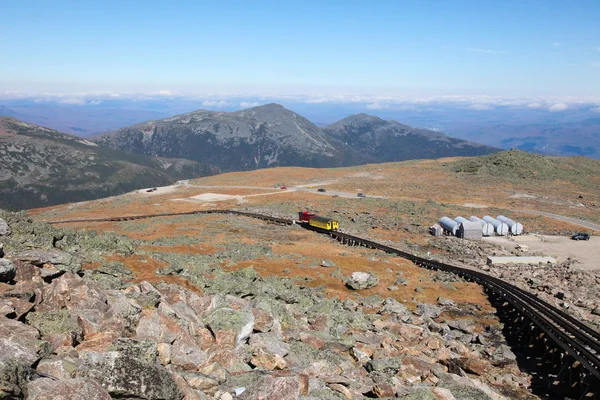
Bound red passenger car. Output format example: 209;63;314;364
297;211;315;222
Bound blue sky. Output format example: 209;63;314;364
1;0;600;98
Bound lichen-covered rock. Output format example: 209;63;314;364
207;308;254;345
0;218;10;236
414;303;443;319
26;310;82;340
36;355;79;380
27;377;111;400
249;332;289;357
36;273;108;313
77;351;183;400
237;374;304;400
12;249;82;275
0;297;34;319
0;332;49;399
492;344;517;365
0;259;16;282
108;338;158;363
346;272;379;290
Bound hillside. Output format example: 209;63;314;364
94;104;365;171
0;117;220;210
447;149;600;190
93;104;497;171
323;114;498;161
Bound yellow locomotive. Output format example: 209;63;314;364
298;211;339;231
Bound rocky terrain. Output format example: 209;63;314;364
93;104;364;171
323;114;497;162
93;104;497;172
0;117;220;211
0;210;539;399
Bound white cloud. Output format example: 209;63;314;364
548;103;568;112
158;90;173;96
526;102;543;109
201;100;231;108
89;100;103;105
366;103;388;110
464;47;507;54
468;103;493;110
240;101;260;108
58;98;86;105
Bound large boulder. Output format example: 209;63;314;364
414;303;443;319
36;273;108;313
77;351;183;400
237;374;305;400
346;272;379;290
27;378;111;400
0;259;16;283
12;250;81;275
0;325;49;400
0;218;10;236
207;308;254;346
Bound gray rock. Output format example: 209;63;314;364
414;303;442;319
592;307;600;316
379;298;410;316
346;272;379;290
77;351;183;400
436;372;495;400
0;242;4;258
249;332;289;357
36;356;79;380
398;388;439;399
27;378;112;400
0;333;49;399
0;218;10;236
492;344;517;364
109;338;158;363
0;259;17;282
446;318;475;333
13;250;81;274
366;357;404;373
320;259;336;268
207;308;254;345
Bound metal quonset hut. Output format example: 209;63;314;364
482;216;509;236
468;216;494;236
458;221;483;240
497;215;524;235
439;217;458;236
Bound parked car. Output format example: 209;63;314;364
571;232;590;240
357;193;366;198
317;188;326;192
280;186;287;189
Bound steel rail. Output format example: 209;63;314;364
47;209;600;381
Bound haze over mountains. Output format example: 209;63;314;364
0;117;218;211
94;103;497;170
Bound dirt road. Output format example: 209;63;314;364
517;210;600;231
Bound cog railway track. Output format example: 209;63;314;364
48;209;600;397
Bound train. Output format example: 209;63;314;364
297;211;339;231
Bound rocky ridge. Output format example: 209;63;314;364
0;211;536;399
93;104;498;173
0;117;219;211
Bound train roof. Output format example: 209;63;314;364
310;216;337;223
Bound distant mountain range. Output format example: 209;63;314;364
0;105;169;136
323;114;496;161
480;118;600;158
0;117;219;211
94;104;498;170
